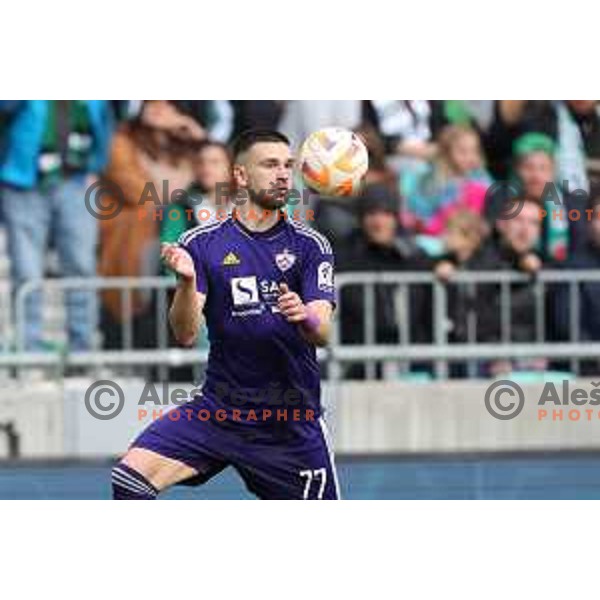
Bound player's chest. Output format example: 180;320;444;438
205;238;303;315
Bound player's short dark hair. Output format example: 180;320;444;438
231;129;290;160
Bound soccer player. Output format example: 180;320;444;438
112;130;340;500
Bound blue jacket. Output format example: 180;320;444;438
0;101;113;189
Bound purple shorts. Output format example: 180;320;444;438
131;395;340;500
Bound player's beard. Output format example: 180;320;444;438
248;187;289;211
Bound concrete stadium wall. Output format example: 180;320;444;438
1;379;600;458
332;381;600;453
0;381;63;458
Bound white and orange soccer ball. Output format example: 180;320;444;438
299;127;369;197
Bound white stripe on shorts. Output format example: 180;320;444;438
319;417;341;499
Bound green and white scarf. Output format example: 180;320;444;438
555;101;590;193
39;100;92;186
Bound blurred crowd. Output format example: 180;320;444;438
1;100;600;379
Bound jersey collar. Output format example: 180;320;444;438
232;209;288;240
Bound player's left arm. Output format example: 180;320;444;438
278;287;333;347
303;299;334;347
277;234;336;347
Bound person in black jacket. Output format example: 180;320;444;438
460;197;550;376
551;195;600;374
336;184;433;379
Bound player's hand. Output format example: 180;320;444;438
161;243;195;282
278;283;307;323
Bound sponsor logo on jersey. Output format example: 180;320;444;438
231;276;260;306
260;279;282;307
230;277;290;316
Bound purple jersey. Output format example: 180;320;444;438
178;214;335;433
130;214;340;499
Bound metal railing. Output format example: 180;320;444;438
5;270;600;380
331;270;600;380
12;276;203;381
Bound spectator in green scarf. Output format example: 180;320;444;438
513;132;587;261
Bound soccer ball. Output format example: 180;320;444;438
299;127;369;197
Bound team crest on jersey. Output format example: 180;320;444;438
222;251;241;266
274;248;296;272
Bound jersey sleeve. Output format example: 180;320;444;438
177;231;209;294
300;235;336;307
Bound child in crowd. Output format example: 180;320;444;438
434;210;489;280
403;125;492;249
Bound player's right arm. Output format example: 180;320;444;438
161;243;206;347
